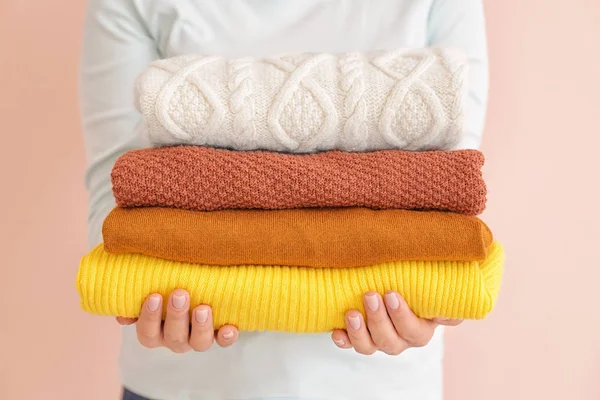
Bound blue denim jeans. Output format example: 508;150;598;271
122;388;302;400
123;388;152;400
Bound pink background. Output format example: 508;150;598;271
1;1;599;399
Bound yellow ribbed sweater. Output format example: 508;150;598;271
77;242;504;333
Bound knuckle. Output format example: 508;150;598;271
136;332;159;348
136;323;160;342
164;329;190;351
139;341;159;349
355;346;377;356
382;345;405;356
166;339;190;353
165;335;188;347
167;308;189;319
388;348;404;356
375;338;396;351
406;337;427;348
367;312;388;324
170;345;190;354
406;330;433;348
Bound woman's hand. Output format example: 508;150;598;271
116;289;239;352
331;291;462;355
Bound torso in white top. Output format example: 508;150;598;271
79;0;488;399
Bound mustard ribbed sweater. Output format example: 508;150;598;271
77;242;504;333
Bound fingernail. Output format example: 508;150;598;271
365;293;379;312
348;315;361;331
334;338;345;346
195;308;209;324
222;330;234;340
434;317;449;323
384;292;400;310
147;295;160;312
172;294;186;309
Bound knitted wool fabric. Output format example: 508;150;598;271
77;242;504;332
103;207;494;267
135;48;468;152
112;146;487;215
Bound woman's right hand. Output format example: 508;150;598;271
116;289;239;352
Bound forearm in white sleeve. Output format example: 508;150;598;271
79;0;158;247
427;0;489;150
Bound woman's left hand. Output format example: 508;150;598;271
331;291;462;355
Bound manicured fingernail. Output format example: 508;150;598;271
334;338;345;346
195;308;208;324
434;317;449;323
147;295;160;312
172;294;186;309
384;292;400;310
222;330;234;340
365;293;379;312
348;315;361;331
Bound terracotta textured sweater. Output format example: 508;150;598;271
112;146;487;215
103;207;493;267
77;242;505;332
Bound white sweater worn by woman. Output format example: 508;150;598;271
79;1;488;399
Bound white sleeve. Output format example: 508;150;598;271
427;0;489;150
79;0;158;247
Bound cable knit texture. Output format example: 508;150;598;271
103;207;494;267
135;48;468;152
112;146;487;215
77;242;504;332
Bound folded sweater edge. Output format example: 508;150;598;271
76;242;504;331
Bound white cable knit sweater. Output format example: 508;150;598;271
136;49;468;152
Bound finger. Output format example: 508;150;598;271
189;305;215;352
163;290;191;353
136;294;163;348
363;292;406;355
331;330;352;349
116;317;137;326
344;311;377;355
215;325;239;348
433;318;464;327
384;291;436;347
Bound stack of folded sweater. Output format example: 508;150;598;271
77;49;504;333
